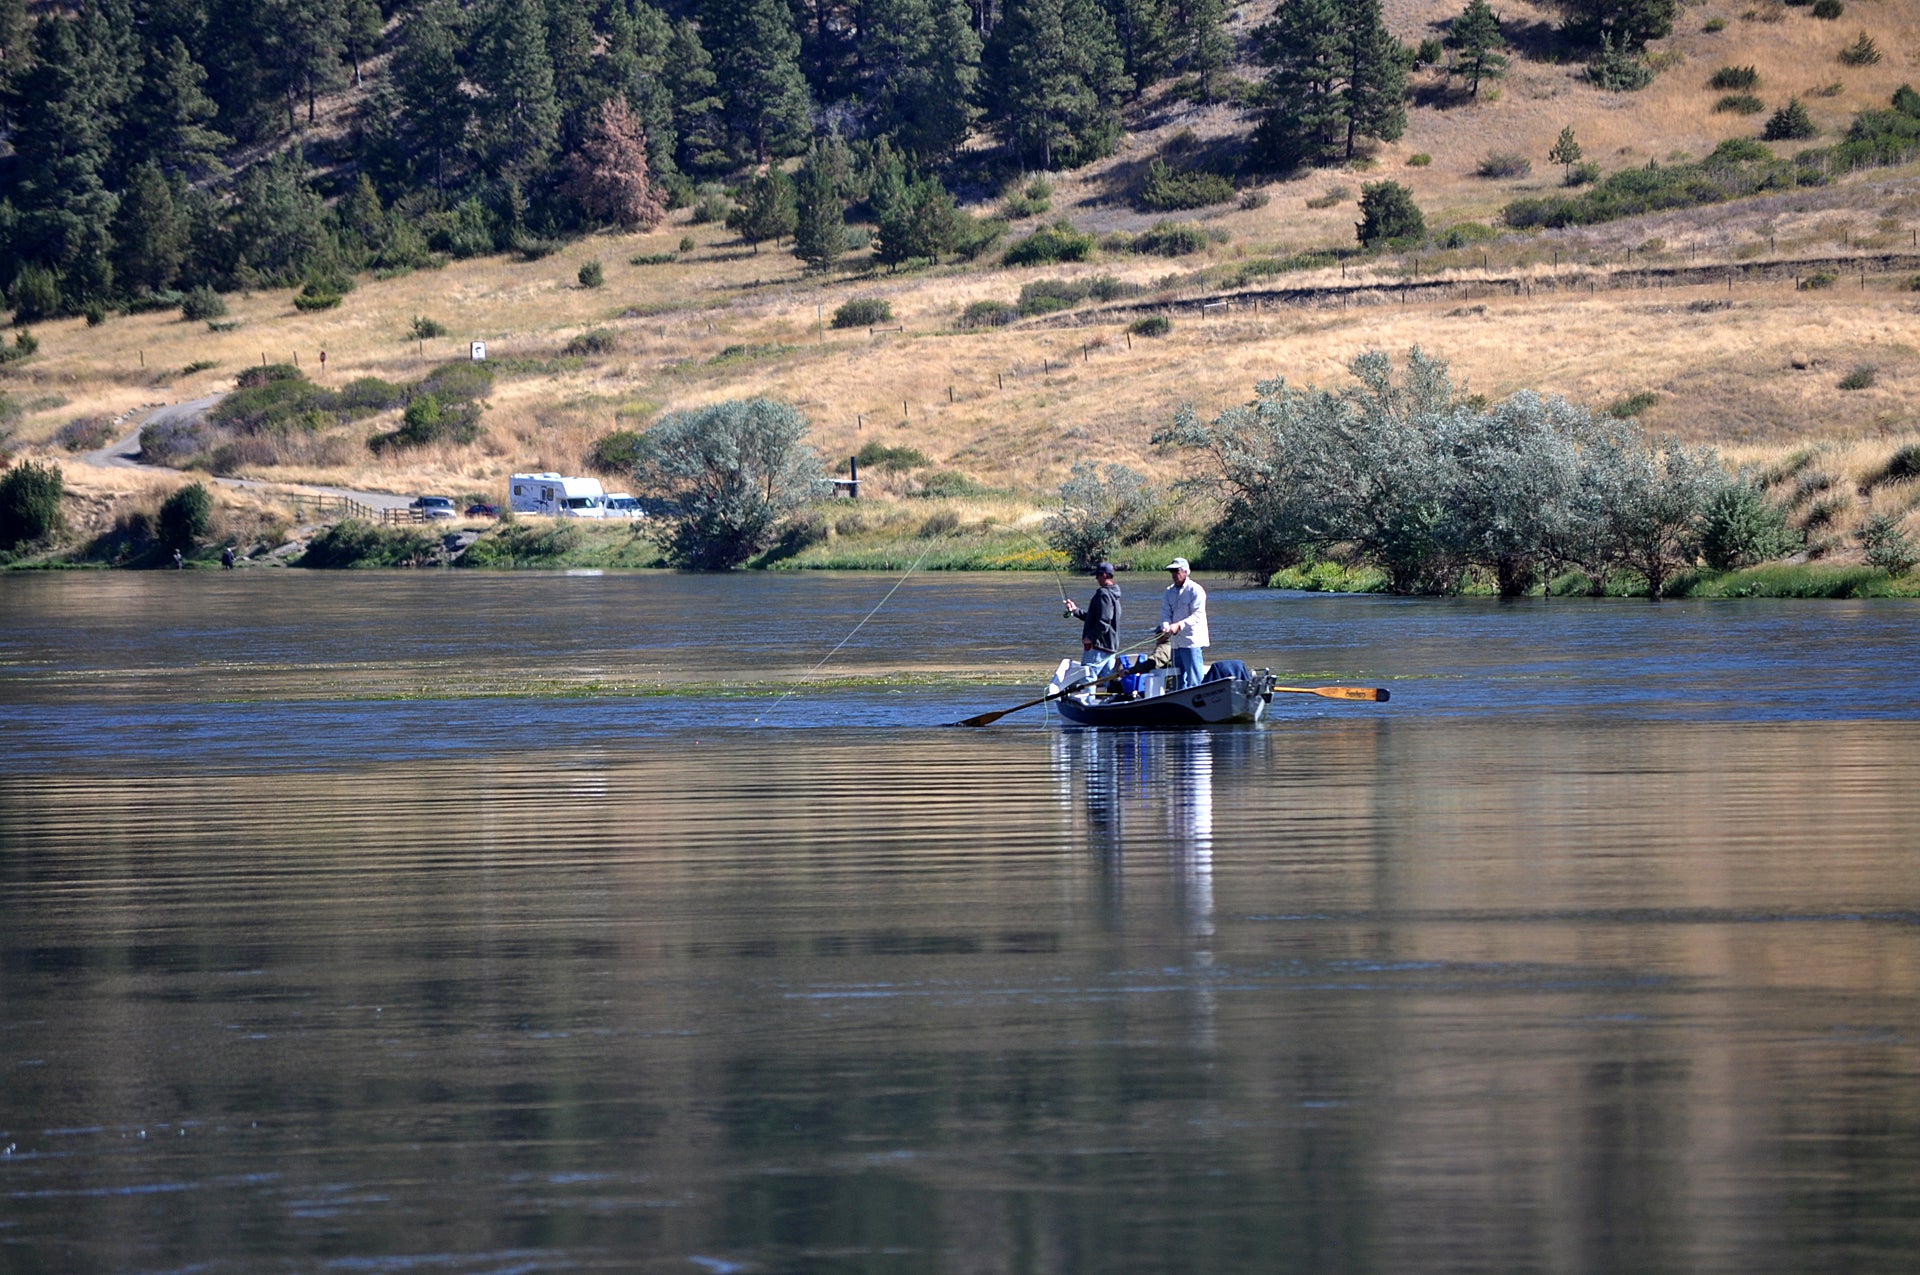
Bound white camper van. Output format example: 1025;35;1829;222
509;472;607;518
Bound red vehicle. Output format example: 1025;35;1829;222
464;503;501;518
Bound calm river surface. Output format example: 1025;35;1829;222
2;571;1917;1274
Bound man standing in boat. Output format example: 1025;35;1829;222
1062;562;1121;674
1158;557;1208;689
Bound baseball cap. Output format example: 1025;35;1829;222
1165;557;1189;572
1093;562;1114;576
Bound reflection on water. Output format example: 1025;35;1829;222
1;574;1918;1273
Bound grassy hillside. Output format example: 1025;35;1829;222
8;0;1920;563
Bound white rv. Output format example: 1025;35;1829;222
509;472;607;518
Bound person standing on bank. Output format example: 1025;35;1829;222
1158;557;1208;689
1062;562;1121;674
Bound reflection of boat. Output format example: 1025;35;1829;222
1043;656;1276;727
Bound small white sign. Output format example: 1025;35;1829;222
470;341;487;362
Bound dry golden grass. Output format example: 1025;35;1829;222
9;0;1920;571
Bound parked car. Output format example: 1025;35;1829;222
464;502;501;518
603;493;645;518
411;495;456;520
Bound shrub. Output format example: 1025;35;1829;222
409;316;447;340
181;286;227;321
1587;33;1654;91
1764;99;1816;141
1704;17;1726;31
84;303;107;327
912;469;988;498
57;417;116;451
1478;152;1533;178
1357;181;1425;247
0;329;37;366
336;377;406;412
1839;32;1881;66
633;397;825;569
1436;221;1497;248
1406;153;1432;167
959;299;1019;328
1710;66;1759;90
590;429;645;475
297;519;440;568
1811;0;1841;17
1138;159;1235;211
832;298;893;328
853;441;929;472
1043;462;1163;568
1873;443;1920;485
1838;365;1876;390
1132;220;1209;257
1002;221;1096;267
1018;278;1091;316
1800;271;1837;289
1130;315;1172;337
1568;161;1602;185
679;235;696;252
1859;512;1916;573
235;363;303;390
158;481;212;552
292;290;343;311
1087;274;1141;302
1001;175;1053;218
1608;390;1661;419
0;459;64;550
456;522;581;567
1306;185;1350;209
1239;189;1271;210
563;328;618;355
1702;479;1799;568
578;259;605;288
630;252;677;265
1716;94;1766;114
8;266;64;322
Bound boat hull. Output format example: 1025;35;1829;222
1055;676;1270;728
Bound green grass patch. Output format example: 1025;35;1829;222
1669;564;1920;597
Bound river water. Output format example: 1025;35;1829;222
2;572;1917;1273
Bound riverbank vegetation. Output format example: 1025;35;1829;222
5;1;1920;589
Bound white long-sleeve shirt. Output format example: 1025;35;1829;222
1159;578;1209;649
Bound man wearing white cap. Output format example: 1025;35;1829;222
1157;557;1208;689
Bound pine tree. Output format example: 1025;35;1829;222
130;36;233;180
791;145;846;269
1179;0;1232;104
343;0;382;87
1255;0;1406;167
259;0;349;129
567;97;668;229
856;0;982;161
392;0;472;190
1447;0;1507;98
703;0;813;163
600;0;680;180
666;18;727;173
476;0;561;180
982;0;1132;170
725;170;798;251
1548;125;1582;181
9;14;123;307
228;150;332;286
1559;0;1676;52
1339;0;1407;160
1252;0;1346;168
111;160;186;294
874;173;959;266
544;0;598;151
1104;0;1176;88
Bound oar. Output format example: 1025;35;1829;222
1271;684;1391;702
951;664;1135;728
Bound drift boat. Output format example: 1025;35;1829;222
1044;656;1277;728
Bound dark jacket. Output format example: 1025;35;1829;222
1078;582;1121;652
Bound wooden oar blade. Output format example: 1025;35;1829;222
1272;685;1391;702
952;707;1013;728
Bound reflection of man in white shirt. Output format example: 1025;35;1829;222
1158;557;1208;689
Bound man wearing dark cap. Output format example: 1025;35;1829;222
1063;562;1122;673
